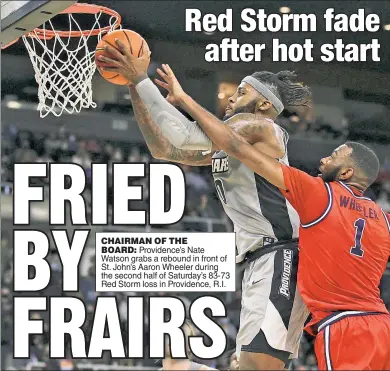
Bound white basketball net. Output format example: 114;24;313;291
22;11;120;118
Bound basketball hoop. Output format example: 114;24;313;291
4;3;122;118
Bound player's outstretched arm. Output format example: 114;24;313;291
155;64;285;160
128;86;213;166
179;92;287;190
98;39;216;165
153;65;286;188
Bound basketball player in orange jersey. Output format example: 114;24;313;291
150;66;390;370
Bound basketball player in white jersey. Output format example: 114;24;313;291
98;40;311;370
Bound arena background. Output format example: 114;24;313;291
1;1;390;370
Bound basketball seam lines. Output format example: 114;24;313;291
102;39;119;50
97;40;120;80
123;31;133;55
138;40;144;57
105;74;120;80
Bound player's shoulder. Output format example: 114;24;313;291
226;113;274;131
281;165;329;201
282;164;324;184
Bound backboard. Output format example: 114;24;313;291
1;0;77;48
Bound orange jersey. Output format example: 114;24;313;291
280;165;390;331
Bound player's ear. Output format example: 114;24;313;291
339;167;354;180
257;99;272;111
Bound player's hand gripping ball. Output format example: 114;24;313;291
95;29;150;85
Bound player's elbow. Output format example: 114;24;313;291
148;147;165;160
168;136;186;150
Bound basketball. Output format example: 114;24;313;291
95;29;149;85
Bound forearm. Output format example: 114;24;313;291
135;78;213;151
129;86;212;166
129;85;169;158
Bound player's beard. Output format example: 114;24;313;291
223;99;258;121
321;165;342;182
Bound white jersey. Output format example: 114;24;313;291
211;119;299;262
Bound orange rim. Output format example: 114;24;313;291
28;3;122;40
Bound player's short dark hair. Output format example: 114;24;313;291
251;70;311;108
345;141;380;186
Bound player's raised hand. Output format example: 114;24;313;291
155;64;186;106
98;38;151;84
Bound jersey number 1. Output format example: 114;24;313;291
350;218;365;258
